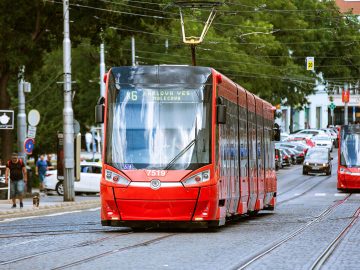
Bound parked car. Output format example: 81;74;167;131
303;148;332;175
279;148;291;167
321;128;338;147
293;129;327;137
283;148;298;165
44;162;102;195
312;135;333;152
287;136;315;148
275;149;283;170
275;142;306;164
280;132;290;142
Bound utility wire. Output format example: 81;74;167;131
47;0;359;32
27;73;64;104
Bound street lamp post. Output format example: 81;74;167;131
17;66;31;164
63;0;75;201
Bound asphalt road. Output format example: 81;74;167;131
0;152;359;270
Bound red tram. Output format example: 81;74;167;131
96;66;278;228
338;125;360;190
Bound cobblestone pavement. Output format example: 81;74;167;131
0;153;359;270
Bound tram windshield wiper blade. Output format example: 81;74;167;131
163;139;196;170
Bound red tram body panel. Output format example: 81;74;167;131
337;125;360;190
100;66;277;228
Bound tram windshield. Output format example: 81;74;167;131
340;125;360;167
105;83;212;170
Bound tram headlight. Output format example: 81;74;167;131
182;170;211;187
339;167;350;174
105;169;131;187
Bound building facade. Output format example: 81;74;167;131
276;1;360;133
277;87;360;133
336;0;360;14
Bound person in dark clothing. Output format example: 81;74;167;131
46;154;54;170
5;153;27;208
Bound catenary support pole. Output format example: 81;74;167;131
131;36;136;66
99;42;105;153
63;0;75;201
17;66;27;164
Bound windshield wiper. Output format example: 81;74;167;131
164;116;199;170
163;139;196;170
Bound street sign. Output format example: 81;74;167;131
28;109;40;126
24;138;35;155
306;57;314;71
27;125;37;138
0;110;14;129
329;102;336;110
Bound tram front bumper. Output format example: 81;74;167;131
101;184;218;223
338;174;360;190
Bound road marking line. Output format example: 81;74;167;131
294;193;300;196
2;238;42;248
0;207;100;223
334;193;347;197
315;193;326;196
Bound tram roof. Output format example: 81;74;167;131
110;65;213;85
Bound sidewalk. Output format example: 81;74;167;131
0;188;100;220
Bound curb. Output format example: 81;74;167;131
0;199;100;220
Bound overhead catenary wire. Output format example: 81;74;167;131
129;39;360;61
42;0;360;87
44;0;360;33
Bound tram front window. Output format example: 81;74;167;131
106;84;212;170
340;132;360;167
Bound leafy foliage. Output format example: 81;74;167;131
1;0;360;154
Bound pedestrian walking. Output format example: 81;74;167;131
85;131;92;152
36;154;48;192
5;153;27;208
46;154;54;170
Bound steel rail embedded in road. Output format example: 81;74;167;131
51;233;178;270
0;228;121;238
234;194;352;270
0;221;99;229
310;207;360;270
0;230;133;266
277;175;333;205
277;174;315;196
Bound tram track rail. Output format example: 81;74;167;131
0;228;123;239
277;175;334;205
233;194;352;270
277;174;318;196
51;233;177;270
0;221;99;229
0;230;134;266
310;207;360;270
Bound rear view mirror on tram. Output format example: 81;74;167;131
95;97;105;124
217;105;227;124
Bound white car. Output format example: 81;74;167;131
293;129;326;137
312;135;333;152
280;132;290;141
44;162;102;195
